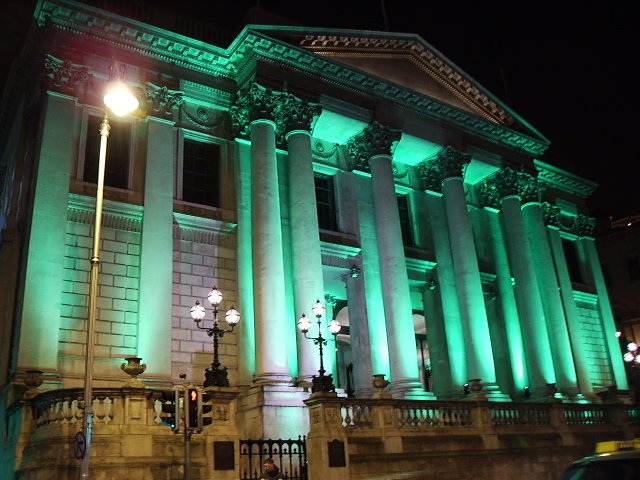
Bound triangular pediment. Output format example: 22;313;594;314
242;26;548;155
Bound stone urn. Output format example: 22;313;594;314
24;370;43;389
121;357;146;388
372;373;391;399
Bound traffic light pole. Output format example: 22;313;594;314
163;376;210;480
184;427;191;480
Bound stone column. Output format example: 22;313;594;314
347;122;423;398
231;83;290;384
421;146;499;397
279;94;327;384
421;281;450;397
520;180;578;396
484;207;527;398
481;167;556;400
137;115;175;379
343;264;374;397
422;189;466;396
544;205;592;396
576;215;629;390
17;92;76;375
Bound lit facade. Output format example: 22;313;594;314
0;1;633;478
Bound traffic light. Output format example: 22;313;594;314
159;389;181;432
185;387;201;431
201;390;214;427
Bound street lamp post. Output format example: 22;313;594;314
621;338;640;403
190;286;240;387
80;66;139;479
297;299;341;393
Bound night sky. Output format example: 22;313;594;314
1;1;636;220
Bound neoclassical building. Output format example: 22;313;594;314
0;1;633;479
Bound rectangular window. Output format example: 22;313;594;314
397;193;413;246
84;114;131;190
314;172;338;231
181;139;220;208
562;238;584;284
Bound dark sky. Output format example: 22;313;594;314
1;1;636;220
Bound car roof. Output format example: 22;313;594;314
571;450;640;465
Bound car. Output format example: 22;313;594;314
559;439;640;480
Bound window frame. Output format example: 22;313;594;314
77;108;136;191
176;131;224;209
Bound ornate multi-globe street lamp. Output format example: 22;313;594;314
297;299;341;393
81;66;140;480
190;286;240;387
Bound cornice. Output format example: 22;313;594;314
297;34;512;126
38;1;549;156
534;160;597;198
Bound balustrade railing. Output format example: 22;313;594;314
320;397;639;433
29;387;162;429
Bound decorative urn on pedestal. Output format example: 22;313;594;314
121;357;146;388
372;373;391;399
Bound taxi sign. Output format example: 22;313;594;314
595;438;640;454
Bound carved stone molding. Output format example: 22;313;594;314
44;54;90;96
346;121;401;173
276;93;322;142
542;202;561;228
230;82;279;140
478;167;543;209
143;82;184;118
67;193;143;232
576;214;596;237
418;146;470;193
36;3;548;156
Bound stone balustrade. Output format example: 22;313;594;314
305;395;640;480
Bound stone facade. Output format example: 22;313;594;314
0;1;636;479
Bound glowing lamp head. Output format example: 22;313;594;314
103;81;139;116
312;300;325;318
225;307;240;326
207;287;223;307
190;301;206;321
328;319;341;335
297;313;312;333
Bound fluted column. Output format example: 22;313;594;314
420;146;498;395
520;181;578;395
347;122;423;397
231;83;290;384
279;93;327;383
481;168;556;400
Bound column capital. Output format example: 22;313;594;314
346;121;401;173
418;146;470;193
44;54;90;96
142;82;184;119
479;167;541;206
277;93;322;141
542;202;561;228
230;82;279;139
576;214;596;237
